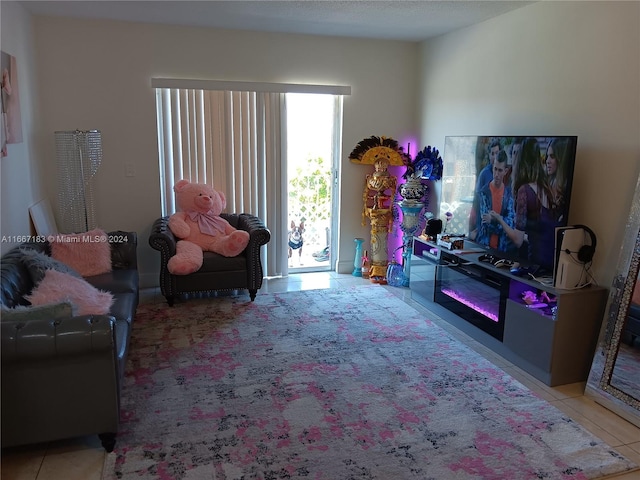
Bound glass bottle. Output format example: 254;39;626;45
362;249;370;279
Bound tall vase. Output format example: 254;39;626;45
397;201;425;287
395;175;429;287
352;238;364;276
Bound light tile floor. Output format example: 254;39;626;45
2;272;640;480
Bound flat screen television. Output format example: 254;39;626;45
439;136;578;275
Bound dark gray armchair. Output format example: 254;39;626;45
149;213;270;305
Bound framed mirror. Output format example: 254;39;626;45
586;174;640;427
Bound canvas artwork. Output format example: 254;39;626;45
1;50;23;157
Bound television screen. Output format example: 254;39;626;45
439;136;578;274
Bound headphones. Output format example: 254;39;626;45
570;224;597;263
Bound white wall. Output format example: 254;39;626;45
30;17;419;286
0;1;45;254
419;1;640;288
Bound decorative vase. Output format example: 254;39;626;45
353;238;364;276
395;202;425;288
386;261;405;287
399;176;427;203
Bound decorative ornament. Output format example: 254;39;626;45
402;145;443;181
392;144;444;288
350;135;408;280
399;176;427;203
443;211;453;233
349;136;409;166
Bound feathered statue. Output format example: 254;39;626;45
350;135;408;281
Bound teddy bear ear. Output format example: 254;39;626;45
216;190;227;209
174;179;190;192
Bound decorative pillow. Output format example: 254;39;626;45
25;270;113;316
19;247;82;285
50;228;112;277
1;301;76;322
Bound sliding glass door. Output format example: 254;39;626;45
285;93;341;273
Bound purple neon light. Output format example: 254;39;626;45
441;288;499;323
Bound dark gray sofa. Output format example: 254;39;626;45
0;231;138;452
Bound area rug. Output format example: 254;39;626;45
103;286;637;480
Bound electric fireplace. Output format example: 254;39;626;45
434;250;509;341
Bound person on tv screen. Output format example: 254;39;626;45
477;138;501;190
490;137;563;270
506;137;523;189
545;137;571;221
472;149;515;253
469;138;501;236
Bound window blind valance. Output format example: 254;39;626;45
151;78;351;96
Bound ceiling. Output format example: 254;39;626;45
18;0;534;42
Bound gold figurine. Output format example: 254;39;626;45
350;136;408;280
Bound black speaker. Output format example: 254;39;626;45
425;219;443;237
573;224;597;263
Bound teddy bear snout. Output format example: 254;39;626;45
194;194;213;208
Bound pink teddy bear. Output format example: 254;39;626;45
167;179;250;275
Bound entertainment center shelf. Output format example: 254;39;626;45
410;236;608;387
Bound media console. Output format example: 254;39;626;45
410;236;608;386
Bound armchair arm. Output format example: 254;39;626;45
149;217;178;298
222;213;271;261
1;315;115;363
236;213;271;248
149;217;176;258
229;213;271;292
149;216;178;255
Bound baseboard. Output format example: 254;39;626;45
336;260;354;275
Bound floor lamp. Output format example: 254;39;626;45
55;129;102;233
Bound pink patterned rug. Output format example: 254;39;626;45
103;286;636;479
